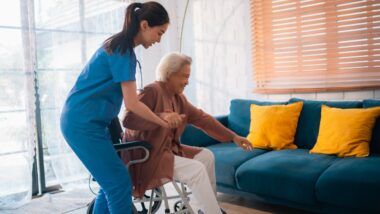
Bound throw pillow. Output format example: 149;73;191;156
310;105;380;157
247;102;303;150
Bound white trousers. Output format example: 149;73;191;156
173;148;222;214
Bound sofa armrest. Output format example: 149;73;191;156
180;115;229;147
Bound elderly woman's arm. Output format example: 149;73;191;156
186;99;235;142
123;85;183;130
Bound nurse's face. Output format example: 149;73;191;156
166;64;191;95
139;21;169;49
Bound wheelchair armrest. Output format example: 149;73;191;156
114;141;152;167
113;140;152;151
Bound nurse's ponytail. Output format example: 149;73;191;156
104;1;169;55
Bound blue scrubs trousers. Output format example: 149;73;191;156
60;118;132;214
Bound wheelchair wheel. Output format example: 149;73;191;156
174;200;188;213
134;188;162;214
86;197;139;214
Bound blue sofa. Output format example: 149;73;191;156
180;98;380;214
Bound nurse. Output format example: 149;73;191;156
60;2;176;213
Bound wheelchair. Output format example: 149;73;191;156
86;117;195;214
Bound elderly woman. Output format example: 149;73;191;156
122;52;252;214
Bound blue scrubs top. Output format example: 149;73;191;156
61;47;136;127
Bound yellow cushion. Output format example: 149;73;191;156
310;105;380;157
247;102;303;150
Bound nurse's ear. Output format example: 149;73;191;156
139;20;149;32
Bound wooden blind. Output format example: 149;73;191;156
251;0;380;93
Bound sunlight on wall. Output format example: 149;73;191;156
192;1;204;113
181;0;253;115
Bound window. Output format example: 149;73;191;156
250;0;380;93
0;0;127;208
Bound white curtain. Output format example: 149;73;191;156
36;0;127;191
0;0;36;209
0;0;180;209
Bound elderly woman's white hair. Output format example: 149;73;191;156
156;52;192;82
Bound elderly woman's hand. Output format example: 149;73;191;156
159;112;185;129
233;135;253;151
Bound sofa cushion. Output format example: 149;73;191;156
247;102;303;150
363;99;380;154
316;155;380;212
288;98;362;149
235;149;336;205
207;142;267;188
228;99;287;137
311;105;380;157
181;124;220;147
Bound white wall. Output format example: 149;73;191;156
134;1;179;88
177;0;256;116
141;0;380;115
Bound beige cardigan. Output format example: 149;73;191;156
121;81;235;197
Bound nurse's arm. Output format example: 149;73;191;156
121;81;169;128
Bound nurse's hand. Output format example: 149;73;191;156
159;112;185;129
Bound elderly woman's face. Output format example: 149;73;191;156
167;64;191;94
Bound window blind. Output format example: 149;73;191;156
251;0;380;93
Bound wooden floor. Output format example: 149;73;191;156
217;193;313;214
1;185;315;214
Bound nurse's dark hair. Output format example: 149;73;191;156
103;1;169;55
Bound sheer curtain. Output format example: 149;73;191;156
36;0;140;191
0;0;36;209
0;0;134;209
35;0;127;191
